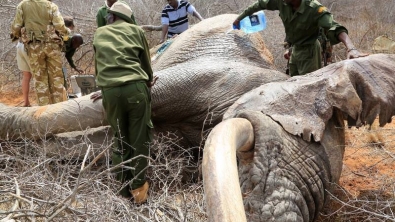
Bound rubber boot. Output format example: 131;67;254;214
131;182;149;204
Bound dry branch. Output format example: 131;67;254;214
0;178;20;222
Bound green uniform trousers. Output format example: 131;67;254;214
101;81;153;197
289;40;322;76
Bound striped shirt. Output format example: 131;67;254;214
161;0;196;37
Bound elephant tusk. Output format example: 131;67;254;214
203;118;254;222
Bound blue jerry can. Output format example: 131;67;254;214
235;11;267;34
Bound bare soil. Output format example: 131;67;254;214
0;90;36;107
342;121;395;197
318;121;395;221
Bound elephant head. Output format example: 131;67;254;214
203;54;395;221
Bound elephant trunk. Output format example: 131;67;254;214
203;111;333;222
0;96;106;140
203;118;254;222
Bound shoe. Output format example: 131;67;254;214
130;182;149;204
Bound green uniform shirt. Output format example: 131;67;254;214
237;0;347;46
11;0;69;41
96;0;137;27
93;20;153;87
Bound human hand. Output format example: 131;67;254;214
62;35;70;41
283;49;291;60
233;20;240;30
147;76;159;88
347;48;369;59
90;91;102;102
159;38;165;44
75;67;84;74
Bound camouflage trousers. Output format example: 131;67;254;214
27;42;66;106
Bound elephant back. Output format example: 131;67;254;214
152;14;274;72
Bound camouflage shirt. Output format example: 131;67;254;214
11;0;70;42
237;0;348;46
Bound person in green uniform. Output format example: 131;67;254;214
96;0;137;27
91;2;158;204
233;0;367;76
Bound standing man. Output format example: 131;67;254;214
160;0;204;43
91;2;157;203
96;0;137;27
11;0;70;106
233;0;367;76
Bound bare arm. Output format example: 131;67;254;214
141;25;163;32
338;32;368;59
160;24;169;44
192;11;204;21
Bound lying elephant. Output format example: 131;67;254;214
0;14;286;145
0;14;395;222
203;54;395;221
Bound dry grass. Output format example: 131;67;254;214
1;0;395;221
0;132;206;221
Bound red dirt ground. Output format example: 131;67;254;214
342;121;395;196
0;90;36;107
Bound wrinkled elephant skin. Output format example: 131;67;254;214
203;54;395;222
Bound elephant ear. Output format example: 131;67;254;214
225;54;395;142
